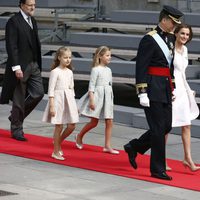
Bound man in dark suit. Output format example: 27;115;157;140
124;5;183;180
0;0;44;141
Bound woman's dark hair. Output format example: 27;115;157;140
174;24;193;43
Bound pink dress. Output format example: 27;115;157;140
42;66;79;124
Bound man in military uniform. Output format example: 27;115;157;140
124;5;183;180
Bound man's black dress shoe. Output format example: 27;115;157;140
12;133;27;141
124;143;137;169
151;172;172;180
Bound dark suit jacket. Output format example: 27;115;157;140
136;26;175;104
0;12;41;104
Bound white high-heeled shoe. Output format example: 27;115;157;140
59;150;63;156
51;152;65;160
75;134;83;149
166;162;172;171
166;165;172;171
182;160;200;172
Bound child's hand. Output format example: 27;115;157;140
89;102;95;110
89;92;95;110
50;106;55;117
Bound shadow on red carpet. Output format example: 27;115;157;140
0;129;200;191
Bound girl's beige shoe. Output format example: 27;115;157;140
103;148;119;155
52;152;65;160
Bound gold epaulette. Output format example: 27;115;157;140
147;29;157;36
136;83;148;94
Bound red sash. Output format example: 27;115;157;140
148;66;174;91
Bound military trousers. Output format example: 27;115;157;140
129;101;172;174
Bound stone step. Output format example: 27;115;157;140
35;95;200;139
0;87;199;138
69;32;200;56
111;10;200;27
114;105;200;138
188;79;200;97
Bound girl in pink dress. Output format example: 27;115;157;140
42;47;79;160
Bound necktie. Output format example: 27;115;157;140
27;16;33;29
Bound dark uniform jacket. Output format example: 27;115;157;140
136;26;175;104
0;12;41;104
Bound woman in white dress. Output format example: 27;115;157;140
75;46;119;154
42;47;79;160
167;24;200;171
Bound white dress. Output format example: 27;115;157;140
42;66;79;124
172;46;199;127
78;65;114;119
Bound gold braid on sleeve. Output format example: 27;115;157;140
136;83;148;94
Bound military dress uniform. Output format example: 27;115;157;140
124;5;184;180
129;26;176;175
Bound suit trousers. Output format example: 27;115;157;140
129;101;172;174
10;62;44;135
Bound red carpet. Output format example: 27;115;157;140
0;128;200;191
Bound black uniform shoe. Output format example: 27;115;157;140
12;133;27;141
124;143;138;169
151;172;172;180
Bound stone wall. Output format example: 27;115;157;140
41;0;200;16
77;0;200;16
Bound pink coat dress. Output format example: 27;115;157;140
42;66;79;124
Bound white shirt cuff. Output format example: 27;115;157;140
12;65;21;71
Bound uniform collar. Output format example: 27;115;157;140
156;26;169;36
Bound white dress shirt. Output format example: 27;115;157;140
12;9;33;71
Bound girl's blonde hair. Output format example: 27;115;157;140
92;46;111;67
51;46;73;70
